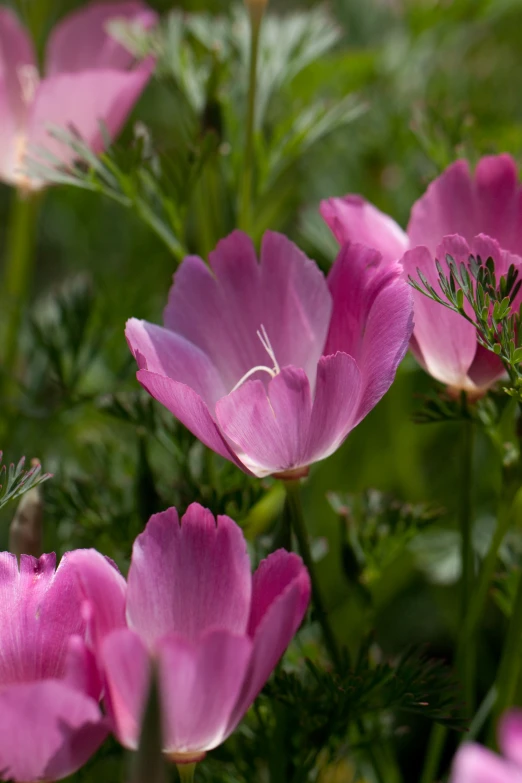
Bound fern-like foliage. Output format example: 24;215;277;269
0;453;51;511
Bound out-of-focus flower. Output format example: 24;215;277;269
126;230;413;478
68;503;311;763
0;1;157;190
0;552;108;781
451;710;522;783
321;154;522;394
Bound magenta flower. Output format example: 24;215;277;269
0;552;109;782
67;503;311;763
0;1;157;190
321;154;522;394
126;230;413;478
451;710;522;783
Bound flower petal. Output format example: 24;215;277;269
320;195;409;264
157;630;252;755
135;369;241;465
304;352;362;464
126;318;227;408
475;155;522;256
215;367;313;477
46;1;157;75
101;628;150;749
163;231;331;391
0;680;107;782
326;242;413;423
226;558;310;734
127;504;252;644
499;710;522;768
64;548;127;650
401;241;479;389
450;743;517;783
26;64;152;172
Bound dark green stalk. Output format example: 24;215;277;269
459;418;476;711
238;6;262;232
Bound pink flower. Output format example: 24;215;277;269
126;230;413;478
0;552;109;782
451;710;522;783
321;155;522;394
0;1;157;190
67;503;311;763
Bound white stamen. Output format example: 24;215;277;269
17;65;40;106
230;324;281;393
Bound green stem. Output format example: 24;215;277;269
490;567;522;742
459;418;475;712
283;479;341;670
177;763;196;783
2;189;42;382
420;473;515;783
238;7;262;232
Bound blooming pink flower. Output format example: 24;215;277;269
0;552;109;782
67;503;311;763
451;710;522;783
321;154;522;394
126;230;413;478
0;1;157;190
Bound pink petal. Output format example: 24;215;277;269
0;680;107;781
101;628;150;749
215;367;313;477
26;63;152;171
320;195;409;264
401;241;479;389
450;743;520;783
63;636;102;702
163;231;331;391
407;160;477;255
46;1;157;76
326;242;413;423
135;369;242;466
500;710;522;768
226;557;310;734
157;630;252;755
304;352;362;463
475;155;522;256
126;318;227;408
0;552;87;685
64;549;127;650
127;504;252;645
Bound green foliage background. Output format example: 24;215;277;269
3;0;522;780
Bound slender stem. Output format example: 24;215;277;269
2;189;42;381
177;763;196;783
283;479;341;670
490;567;522;742
238;6;262;232
459;418;475;711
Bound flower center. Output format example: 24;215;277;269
230;324;280;393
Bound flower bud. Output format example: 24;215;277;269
244;0;268;25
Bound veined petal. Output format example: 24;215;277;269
320;195;409;264
500;710;522;768
215;367;313;477
158;630;252;755
475;155;522;256
127;504;252;645
46;1;157;75
450;743;520;783
248;549;309;637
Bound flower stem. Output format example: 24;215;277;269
238;4;262;232
283;479;341;670
2;189;42;383
459;418;475;711
177;763;196;783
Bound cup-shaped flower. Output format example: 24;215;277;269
451;710;522;783
67;503;311;763
321;154;522;394
0;552;109;781
126;230;413;478
0;1;157;190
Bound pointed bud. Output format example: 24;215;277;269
9;475;43;558
244;0;268;25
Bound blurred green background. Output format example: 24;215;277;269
3;0;522;779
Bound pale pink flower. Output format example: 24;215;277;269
321;155;522;394
126;230;413;478
0;1;157;190
0;552;108;781
451;710;522;783
68;503;310;763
